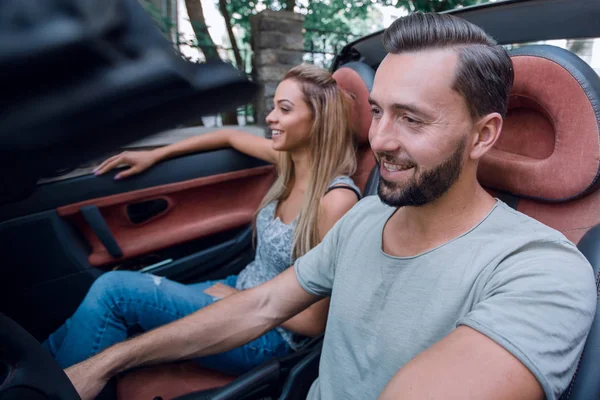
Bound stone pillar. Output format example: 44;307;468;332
251;10;305;129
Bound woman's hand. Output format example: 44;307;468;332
94;150;160;180
204;283;239;299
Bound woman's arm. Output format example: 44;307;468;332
154;129;278;164
95;129;279;179
278;188;359;337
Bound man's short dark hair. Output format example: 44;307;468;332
383;12;514;119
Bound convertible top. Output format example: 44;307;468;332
333;0;600;70
0;0;257;204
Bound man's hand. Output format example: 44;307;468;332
203;283;239;299
65;357;111;400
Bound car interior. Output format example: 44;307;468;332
0;0;599;399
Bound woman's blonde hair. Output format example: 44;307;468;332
256;64;357;260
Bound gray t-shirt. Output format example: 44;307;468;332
295;196;597;400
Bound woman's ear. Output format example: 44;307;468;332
469;112;503;161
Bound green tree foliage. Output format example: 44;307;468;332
225;0;482;63
140;0;176;37
226;0;370;45
382;0;481;13
301;1;372;59
143;0;483;66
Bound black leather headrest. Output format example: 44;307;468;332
566;225;600;399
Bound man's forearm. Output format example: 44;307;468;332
279;298;329;337
95;285;283;376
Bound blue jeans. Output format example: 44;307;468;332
42;271;291;375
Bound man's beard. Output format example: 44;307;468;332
377;137;466;208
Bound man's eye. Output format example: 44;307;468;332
370;107;381;116
403;116;421;125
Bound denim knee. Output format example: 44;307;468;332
85;270;134;306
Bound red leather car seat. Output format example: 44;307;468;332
480;45;600;243
478;45;600;400
332;62;377;194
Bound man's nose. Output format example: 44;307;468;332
369;116;402;154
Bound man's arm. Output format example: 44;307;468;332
278;188;358;337
207;188;356;338
380;237;596;400
378;326;544;400
67;268;319;400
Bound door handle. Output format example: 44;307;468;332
80;205;123;258
126;198;169;224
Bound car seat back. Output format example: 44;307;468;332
333;62;377;195
477;44;600;400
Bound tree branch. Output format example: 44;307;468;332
285;0;296;11
184;0;220;60
219;0;244;71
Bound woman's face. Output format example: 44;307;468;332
266;79;313;152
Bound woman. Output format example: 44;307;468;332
42;64;361;376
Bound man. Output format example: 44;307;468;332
66;12;596;400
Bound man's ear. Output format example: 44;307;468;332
469;112;503;161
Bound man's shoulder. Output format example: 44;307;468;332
322;195;392;244
342;195;393;222
487;202;594;286
490;200;570;243
353;194;392;212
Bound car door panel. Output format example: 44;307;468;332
0;149;270;221
58;165;274;267
0;148;275;340
140;225;255;281
0;210;103;340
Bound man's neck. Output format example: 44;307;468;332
383;175;497;257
